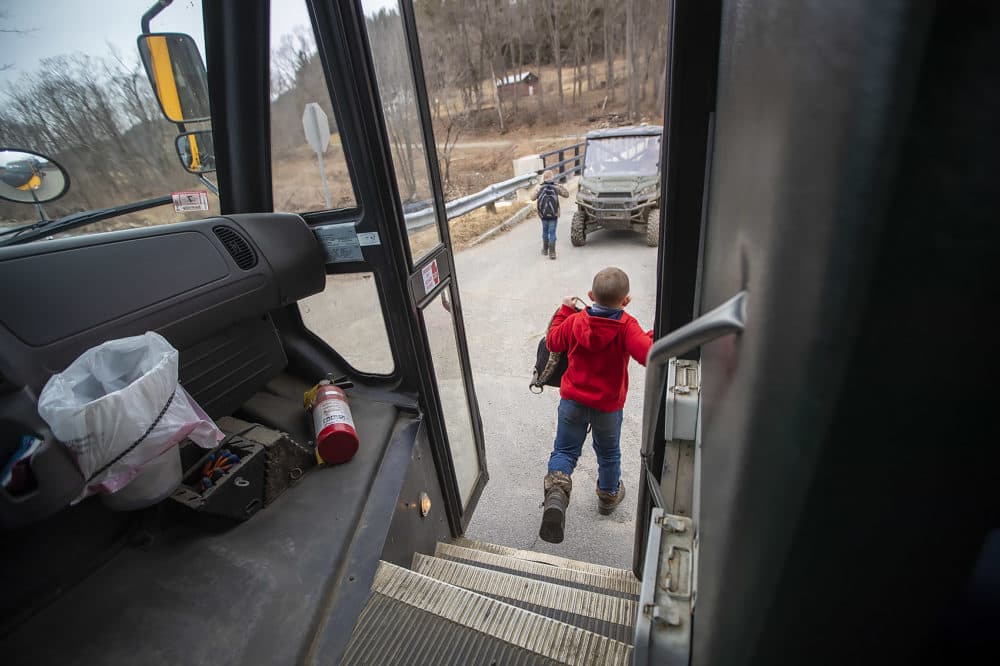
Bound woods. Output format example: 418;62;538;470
0;52;192;218
0;0;669;224
415;0;669;130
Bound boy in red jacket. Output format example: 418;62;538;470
539;267;653;543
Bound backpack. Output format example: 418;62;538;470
537;182;560;219
530;298;585;393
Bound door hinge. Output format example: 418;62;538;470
635;510;695;664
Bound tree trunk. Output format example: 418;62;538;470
549;0;564;111
652;24;666;113
586;28;594;92
604;0;615;102
626;0;638;119
534;33;545;113
490;61;505;132
514;31;522;115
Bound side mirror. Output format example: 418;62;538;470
137;33;210;123
175;131;216;174
0;149;70;204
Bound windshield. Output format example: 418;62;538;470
0;0;220;239
583;135;662;178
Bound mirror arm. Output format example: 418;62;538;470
141;0;174;34
198;174;219;196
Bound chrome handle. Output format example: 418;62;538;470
641;292;747;502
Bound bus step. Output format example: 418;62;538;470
340;561;632;666
434;542;641;600
411;553;637;644
453;537;635;579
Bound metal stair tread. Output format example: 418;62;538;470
453;538;636;580
411;553;637;644
435;542;641;599
342;561;632;666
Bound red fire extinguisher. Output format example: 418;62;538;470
305;380;359;464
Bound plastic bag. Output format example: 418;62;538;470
38;332;223;501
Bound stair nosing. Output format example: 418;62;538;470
370;561;633;666
435;543;641;597
454;537;635;579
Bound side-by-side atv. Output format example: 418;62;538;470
571;125;663;247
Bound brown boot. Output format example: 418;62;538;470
549;243;557;260
542;239;549;256
596;480;625;515
539;471;572;543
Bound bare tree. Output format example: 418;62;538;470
625;0;640;119
603;0;618;103
545;0;565;112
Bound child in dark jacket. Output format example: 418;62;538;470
539;267;653;543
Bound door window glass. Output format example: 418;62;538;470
360;1;442;264
423;286;481;505
270;3;357;212
298;272;395;376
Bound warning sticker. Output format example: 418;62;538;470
421;259;441;294
171;191;209;213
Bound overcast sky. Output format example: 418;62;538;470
1;0;401;90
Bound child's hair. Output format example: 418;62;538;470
592;267;630;307
542;169;555;182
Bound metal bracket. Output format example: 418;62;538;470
634;509;695;665
665;359;700;442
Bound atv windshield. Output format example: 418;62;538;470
583;135;661;178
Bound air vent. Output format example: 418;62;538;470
213;226;257;270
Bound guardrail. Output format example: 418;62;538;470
540;142;586;181
403;140;585;231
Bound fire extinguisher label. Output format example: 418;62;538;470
313;398;355;433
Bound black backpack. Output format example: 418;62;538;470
530;299;585;393
537;182;560;219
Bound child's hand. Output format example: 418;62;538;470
562;296;577;308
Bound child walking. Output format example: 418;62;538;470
539;267;653;543
531;170;569;260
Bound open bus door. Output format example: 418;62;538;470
134;0;487;535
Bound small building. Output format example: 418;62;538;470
495;72;539;104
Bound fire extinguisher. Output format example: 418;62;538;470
304;378;359;464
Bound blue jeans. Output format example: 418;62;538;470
548;399;623;494
541;217;557;243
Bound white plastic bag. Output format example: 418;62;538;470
38;332;223;501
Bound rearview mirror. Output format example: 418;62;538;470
0;149;70;204
175;131;216;173
137;33;210;123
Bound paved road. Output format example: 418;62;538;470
455;200;657;569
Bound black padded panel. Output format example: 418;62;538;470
178;315;288;420
0;214;322;393
229;213;325;305
0;232;227;347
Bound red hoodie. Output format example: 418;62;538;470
546;305;653;412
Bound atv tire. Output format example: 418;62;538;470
645;207;660;247
571;211;587;247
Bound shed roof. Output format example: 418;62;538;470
495;71;537;87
